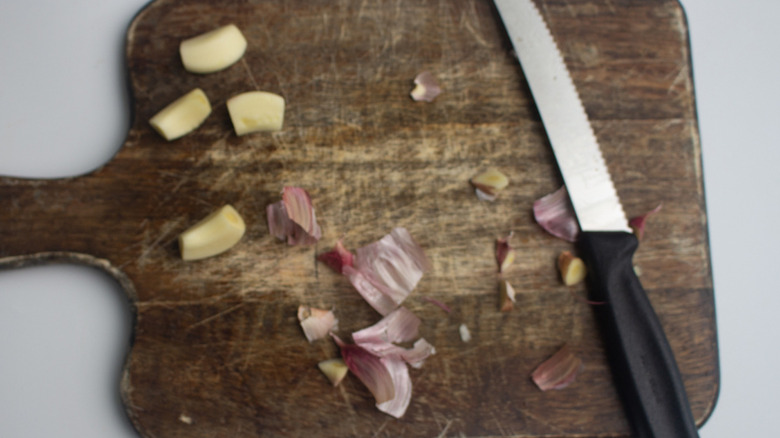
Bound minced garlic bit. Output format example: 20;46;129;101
496;232;516;273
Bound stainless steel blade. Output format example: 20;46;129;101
494;0;630;232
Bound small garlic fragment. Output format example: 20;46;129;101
179;205;246;261
499;279;516;312
149;88;212;141
410;71;441;102
558;251;587;286
318;358;349;386
180;24;248;74
470;169;509;201
496;232;516;273
458;323;472;342
297;305;338;342
227;91;285;135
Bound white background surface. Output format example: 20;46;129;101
0;0;777;436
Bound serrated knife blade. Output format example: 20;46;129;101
493;1;701;437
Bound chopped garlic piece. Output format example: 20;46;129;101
470;169;509;201
227;91;285;135
558;251;587;286
179;205;246;261
180;24;247;74
318;359;349;386
149;88;211;141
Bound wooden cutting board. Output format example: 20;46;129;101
0;0;718;436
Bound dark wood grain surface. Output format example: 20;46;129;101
0;0;718;436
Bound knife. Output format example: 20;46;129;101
493;0;700;437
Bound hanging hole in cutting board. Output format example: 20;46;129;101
0;263;139;437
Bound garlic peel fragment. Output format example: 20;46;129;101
531;344;583;391
345;228;431;315
180;24;247;74
298;306;338;342
332;334;413;419
332;335;396;405
533;186;580;242
352;307;436;368
629;203;663;240
496;232;516;273
149;88;211;141
499;279;516;312
178;205;245;261
267;187;322;245
410;71;441;102
317;240;355;274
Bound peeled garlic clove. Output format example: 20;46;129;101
180;24;247;74
149;88;212;141
318;358;349;387
227;91;285;135
179;205;246;261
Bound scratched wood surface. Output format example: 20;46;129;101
0;0;718;436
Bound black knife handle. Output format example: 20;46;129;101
579;231;699;438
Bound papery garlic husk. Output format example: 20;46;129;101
267;186;322;245
629;203;663;241
297;305;338;342
496;232;516;273
531;344;584;391
345;228;431;315
352;307;436;368
332;334;412;418
410;71;441;102
499;280;516;312
533;186;580;242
